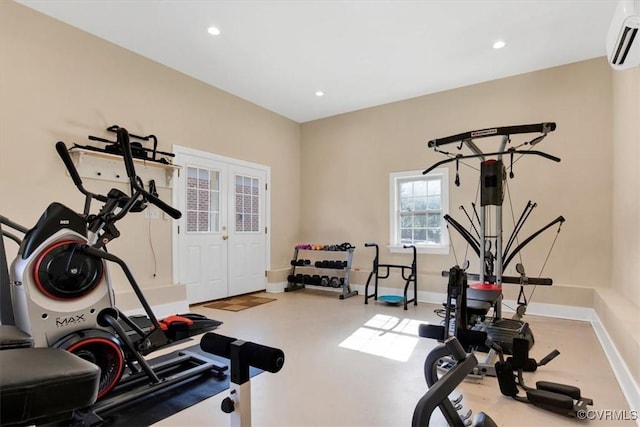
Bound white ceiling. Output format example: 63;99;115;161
17;0;618;123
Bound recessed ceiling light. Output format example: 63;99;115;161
493;40;506;49
207;26;220;36
315;91;324;97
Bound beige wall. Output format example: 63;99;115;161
604;66;640;386
611;67;640;307
301;58;613;301
0;1;300;303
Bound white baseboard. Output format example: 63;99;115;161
353;283;596;321
500;299;595;321
591;315;640;423
266;281;287;293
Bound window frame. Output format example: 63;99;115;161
389;168;449;255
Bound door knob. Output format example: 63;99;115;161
222;235;229;240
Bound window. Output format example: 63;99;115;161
185;166;220;233
389;168;449;254
235;174;260;233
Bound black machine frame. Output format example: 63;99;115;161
423;122;565;317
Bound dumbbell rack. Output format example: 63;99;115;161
285;247;358;299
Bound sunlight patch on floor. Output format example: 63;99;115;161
339;314;426;362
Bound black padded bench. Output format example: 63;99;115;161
0;325;100;426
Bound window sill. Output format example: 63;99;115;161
388;245;449;255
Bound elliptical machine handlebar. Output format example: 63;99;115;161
55;141;109;205
116;128;182;220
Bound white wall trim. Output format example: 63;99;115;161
266;281;287;293
591;315;640;423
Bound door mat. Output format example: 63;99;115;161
203;295;277;312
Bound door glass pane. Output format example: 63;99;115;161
186;166;219;233
198;169;210;189
235;174;260;233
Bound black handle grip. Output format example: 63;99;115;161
364;242;377;247
117;127;137;180
200;332;285;373
55;141;83;187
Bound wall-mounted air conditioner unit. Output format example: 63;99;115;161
607;0;640;70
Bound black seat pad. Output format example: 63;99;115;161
0;347;100;426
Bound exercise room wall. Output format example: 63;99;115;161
0;1;301;306
300;57;613;305
600;66;640;386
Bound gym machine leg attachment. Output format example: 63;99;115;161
200;332;285;427
494;337;592;418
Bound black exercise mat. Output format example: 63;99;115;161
96;344;262;426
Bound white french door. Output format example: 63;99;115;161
173;146;268;304
228;164;267;296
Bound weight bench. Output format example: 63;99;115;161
0;325;100;426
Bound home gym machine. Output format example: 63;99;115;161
200;332;286;427
364;242;417;310
420;123;565;373
0;127;227;424
412;331;497;427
